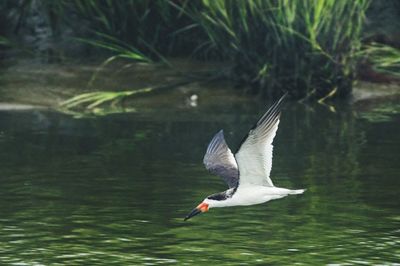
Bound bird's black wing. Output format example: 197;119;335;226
203;130;239;188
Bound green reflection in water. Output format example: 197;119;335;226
358;101;400;122
0;103;399;265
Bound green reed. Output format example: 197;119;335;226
361;42;400;78
188;0;371;100
69;0;197;60
3;0;378;111
54;0;374;111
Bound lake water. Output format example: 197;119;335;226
0;90;399;265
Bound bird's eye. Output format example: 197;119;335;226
207;193;226;201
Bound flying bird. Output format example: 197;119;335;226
184;93;305;221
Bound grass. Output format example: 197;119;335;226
59;78;202;115
361;42;400;78
74;32;158;86
7;0;400;112
184;0;371;100
60;88;154;110
55;0;374;112
64;0;195;87
68;0;197;59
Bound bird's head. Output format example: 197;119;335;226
184;199;211;221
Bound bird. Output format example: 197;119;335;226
184;93;305;221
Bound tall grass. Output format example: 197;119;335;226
361;42;400;78
59;79;200;115
68;0;199;60
3;0;378;109
64;0;371;101
187;0;370;100
53;0;373;111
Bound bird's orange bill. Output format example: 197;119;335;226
184;202;209;221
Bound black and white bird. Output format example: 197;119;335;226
184;93;305;221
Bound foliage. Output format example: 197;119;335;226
55;0;372;113
67;0;199;60
7;0;400;108
184;0;370;99
59;79;198;115
60;88;154;110
361;43;400;78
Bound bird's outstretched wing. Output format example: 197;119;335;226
235;93;287;187
203;130;239;188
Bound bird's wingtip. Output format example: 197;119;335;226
278;91;289;103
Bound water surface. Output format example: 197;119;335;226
0;96;399;265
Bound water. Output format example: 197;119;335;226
0;96;399;265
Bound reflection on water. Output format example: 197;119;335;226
0;101;399;265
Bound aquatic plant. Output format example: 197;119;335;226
361;43;400;78
60;89;153;110
185;0;370;100
68;0;197;59
59;78;201;115
2;0;380;112
56;0;374;113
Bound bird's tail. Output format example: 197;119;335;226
289;189;306;195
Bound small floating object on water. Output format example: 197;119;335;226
184;93;305;221
187;94;198;107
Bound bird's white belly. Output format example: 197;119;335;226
213;185;293;207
